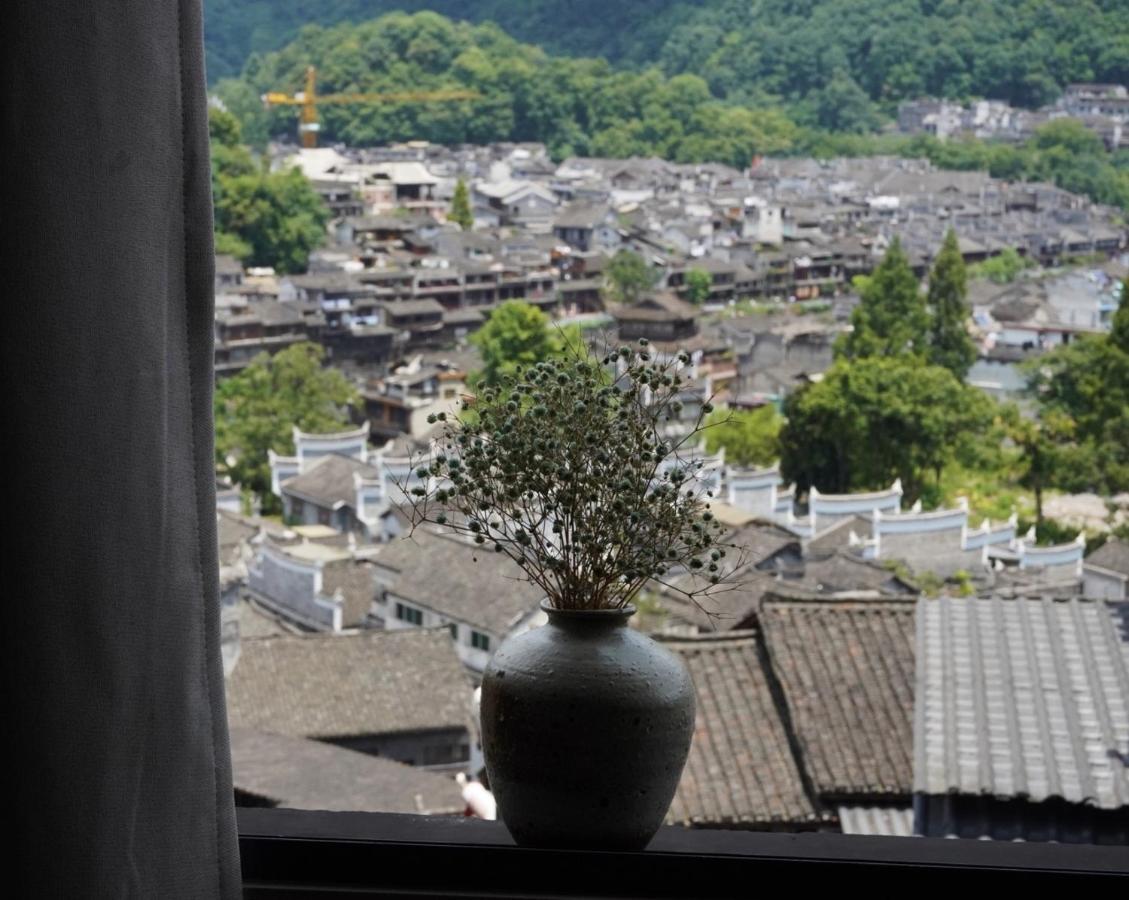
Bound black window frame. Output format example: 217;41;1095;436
238;807;1129;897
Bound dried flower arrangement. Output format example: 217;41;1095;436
401;338;738;612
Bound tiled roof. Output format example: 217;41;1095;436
380;298;445;317
281;453;381;509
914;596;1129;809
760;599;917;798
225;627;474;740
230;728;465;815
372;527;543;635
612;292;699;322
785;551;918;597
836;804;914;836
647;570;777;633
217;509;257;566
235;598;298;639
662;632;821;828
1087;539;1129;577
553;202;611;229
320;559;378;628
725;521;802;570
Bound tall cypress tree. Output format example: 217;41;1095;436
450;178;473;230
837;238;928;360
926;229;977;378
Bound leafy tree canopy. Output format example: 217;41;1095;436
209;108;328;273
205;0;1129;116
211;10;1129;212
214;342;359;511
214;11;796;167
606;250;660;305
703;405;782;468
779;356;995;504
970;247;1033;284
470;300;569;387
1023;282;1129;494
684;269;712;305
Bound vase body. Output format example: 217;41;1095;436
480;601;695;850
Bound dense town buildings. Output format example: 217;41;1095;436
897;83;1129;149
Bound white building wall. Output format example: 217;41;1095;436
1083;566;1127;600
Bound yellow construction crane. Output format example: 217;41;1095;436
262;66;479;148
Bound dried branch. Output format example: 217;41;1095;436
396;337;738;612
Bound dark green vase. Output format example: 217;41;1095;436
480;600;696;850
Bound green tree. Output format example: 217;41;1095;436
606;250;658;305
208;104;244;147
470;300;563;386
1004;408;1073;526
703;405;782;467
927;230;977;379
802;71;881;134
779;357;993;503
204;2;1129;112
209;105;329;272
214;342;359;512
684;268;712;305
970;247;1031;284
836;239;928;361
1031;119;1107;157
1023;281;1129;493
213;166;329;273
450;177;473;230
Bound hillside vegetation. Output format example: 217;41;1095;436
206;0;1129;117
215;12;799;167
214;10;1129;210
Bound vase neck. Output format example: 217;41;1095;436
542;601;635;629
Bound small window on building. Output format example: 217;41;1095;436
317;507;331;526
448;622;458;640
471;631;490;651
290;498;304;517
396;602;423;626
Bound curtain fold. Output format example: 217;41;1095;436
1;1;241;894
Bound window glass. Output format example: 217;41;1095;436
213;7;1129;845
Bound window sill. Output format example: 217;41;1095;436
238;807;1128;897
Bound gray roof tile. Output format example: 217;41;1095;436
1087;539;1129;577
230;728;465;814
913;596;1129;809
226;628;475;740
760;599;917;798
662;631;821;828
281;453;381;509
372;527;543;635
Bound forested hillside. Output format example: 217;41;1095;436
214;12;799;167
203;1;689;82
212;10;1129;210
206;0;1129;115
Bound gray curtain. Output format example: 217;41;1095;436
1;1;241;895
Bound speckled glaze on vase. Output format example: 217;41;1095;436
480;599;696;850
